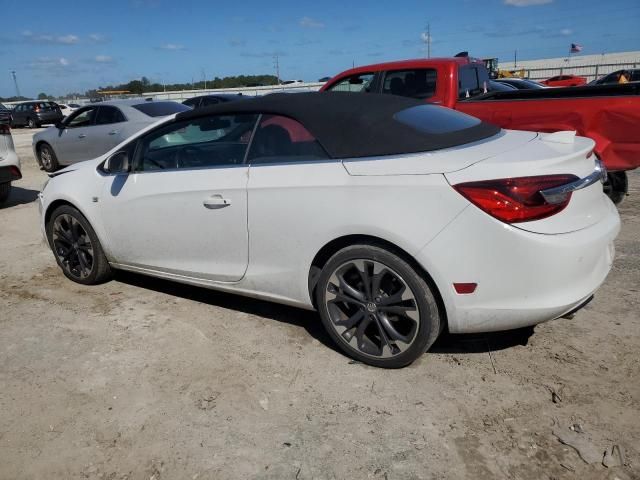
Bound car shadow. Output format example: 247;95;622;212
0;186;39;208
114;270;340;353
431;327;534;354
114;270;534;358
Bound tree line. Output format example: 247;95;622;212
2;74;281;102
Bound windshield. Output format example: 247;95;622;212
0;103;7;109
132;101;191;117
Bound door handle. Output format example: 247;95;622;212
203;194;231;209
108;130;119;135
78;134;86;139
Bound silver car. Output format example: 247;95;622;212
32;99;190;172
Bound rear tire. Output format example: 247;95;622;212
38;143;60;172
27;117;37;129
315;244;442;368
46;205;113;285
603;171;627;205
0;182;10;204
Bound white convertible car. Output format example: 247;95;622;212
38;92;619;368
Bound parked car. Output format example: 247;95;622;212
10;101;63;128
318;76;332;82
0;103;12;124
39;92;619;368
540;75;587;87
182;94;245;109
32;99;190;172
58;103;81;117
590;69;640;85
321;57;640;203
494;78;548;90
0;124;21;204
280;80;304;85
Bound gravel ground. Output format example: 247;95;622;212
1;128;638;480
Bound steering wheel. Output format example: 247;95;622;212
176;146;200;169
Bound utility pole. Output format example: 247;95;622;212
273;54;280;84
514;49;517;68
201;68;207;90
10;70;21;97
426;23;431;59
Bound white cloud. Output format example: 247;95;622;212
59;57;70;66
228;39;247;47
94;55;114;63
159;43;185;50
89;33;108;43
299;16;324;28
57;35;79;44
560;28;573;36
504;0;552;6
22;31;80;44
420;32;433;43
28;57;72;69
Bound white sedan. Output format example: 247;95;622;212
38;92;619;368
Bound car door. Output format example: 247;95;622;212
98;113;258;281
92;106;128;155
53;106;98;163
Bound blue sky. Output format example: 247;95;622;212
1;0;638;97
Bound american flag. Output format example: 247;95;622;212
570;43;583;53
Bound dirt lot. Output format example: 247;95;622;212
1;127;638;480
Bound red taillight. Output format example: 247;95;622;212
0;124;9;135
453;175;578;223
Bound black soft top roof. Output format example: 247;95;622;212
175;92;500;158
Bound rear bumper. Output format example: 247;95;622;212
0;151;21;182
416;200;620;334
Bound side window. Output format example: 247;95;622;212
247;115;329;165
135;114;258;171
183;98;199;108
382;69;437;99
458;66;483;98
95;106;126;125
66;107;97;128
632;70;640;82
327;73;375;93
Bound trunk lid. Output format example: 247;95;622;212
445;131;612;234
342;130;537;176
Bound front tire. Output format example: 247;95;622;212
315;244;441;368
46;205;113;285
27;117;37;129
0;182;10;204
38;143;60;172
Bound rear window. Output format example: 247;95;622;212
393;105;482;135
132;101;191;117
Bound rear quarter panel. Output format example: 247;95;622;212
242;160;468;306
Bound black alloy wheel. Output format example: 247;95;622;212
47;205;113;285
316;245;441;368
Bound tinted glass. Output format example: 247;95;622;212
95;106;126;125
327;73;375;93
458;66;481;98
1;103;7;110
183;98;200;108
136;114;258;171
382;69;437;99
67;107;97;127
132;101;191;117
393;105;481;134
247;115;328;164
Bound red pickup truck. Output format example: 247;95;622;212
321;56;640;203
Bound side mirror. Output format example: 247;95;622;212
104;151;130;174
54;121;64;129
